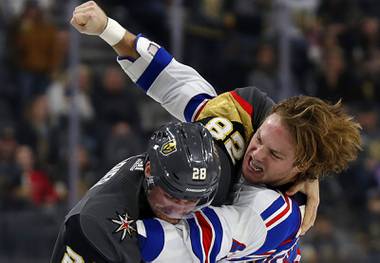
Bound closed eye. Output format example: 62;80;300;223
270;151;283;160
164;193;176;200
256;134;262;144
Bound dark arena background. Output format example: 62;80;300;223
0;0;379;262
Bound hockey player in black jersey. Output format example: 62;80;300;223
50;122;221;263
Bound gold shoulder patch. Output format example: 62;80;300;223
161;140;177;156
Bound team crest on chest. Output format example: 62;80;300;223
110;212;136;241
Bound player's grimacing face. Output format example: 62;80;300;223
147;186;199;224
242;113;301;186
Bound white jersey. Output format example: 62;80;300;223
117;35;218;122
137;184;304;262
117;36;304;262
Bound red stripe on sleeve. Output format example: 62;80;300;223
265;196;291;228
280;238;293;246
230;90;253;116
195;211;213;263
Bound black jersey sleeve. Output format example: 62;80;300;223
50;215;111;263
234;86;275;131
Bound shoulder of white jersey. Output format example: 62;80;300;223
235;184;282;212
242;185;301;232
181;204;267;263
185;207;227;263
137;218;196;263
244;186;302;257
117;35;217;121
138;207;241;263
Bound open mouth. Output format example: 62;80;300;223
247;156;264;174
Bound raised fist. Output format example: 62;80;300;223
71;1;108;35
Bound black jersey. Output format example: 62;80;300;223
51;155;151;263
197;87;275;205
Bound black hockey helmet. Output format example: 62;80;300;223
146;122;221;209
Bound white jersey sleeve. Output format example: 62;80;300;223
137;186;303;262
117;35;217;121
136;218;197;263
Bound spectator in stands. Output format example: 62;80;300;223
93;65;141;151
0;125;23;210
348;16;380;103
102;121;143;171
247;42;279;101
365;189;380;260
16;95;58;167
75;143;99;197
356;105;380;188
95;65;140;126
314;46;360;102
47;64;95;126
14;145;59;207
8;0;60;107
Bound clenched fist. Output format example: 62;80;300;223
71;1;107;35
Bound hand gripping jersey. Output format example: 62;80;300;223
50;155;150;263
118;36;274;205
137;183;304;262
117;36;304;262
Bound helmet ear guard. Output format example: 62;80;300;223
146;122;221;213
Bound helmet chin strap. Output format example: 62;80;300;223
145;176;154;190
143;157;154;193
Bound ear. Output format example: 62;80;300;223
295;162;309;174
144;161;151;178
294;165;302;173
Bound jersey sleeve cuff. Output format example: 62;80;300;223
117;36;173;89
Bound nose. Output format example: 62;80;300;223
253;144;266;161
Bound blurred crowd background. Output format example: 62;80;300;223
0;0;379;262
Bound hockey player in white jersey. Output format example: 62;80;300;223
136;183;304;262
70;2;362;262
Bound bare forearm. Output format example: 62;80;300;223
112;31;139;59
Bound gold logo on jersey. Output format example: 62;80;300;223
161;140;177;156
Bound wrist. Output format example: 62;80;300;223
99;18;126;46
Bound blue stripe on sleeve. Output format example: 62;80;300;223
287;242;300;261
260;195;285;221
139;219;165;261
136;47;173;92
254;200;301;255
187;217;204;262
184;93;214;122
